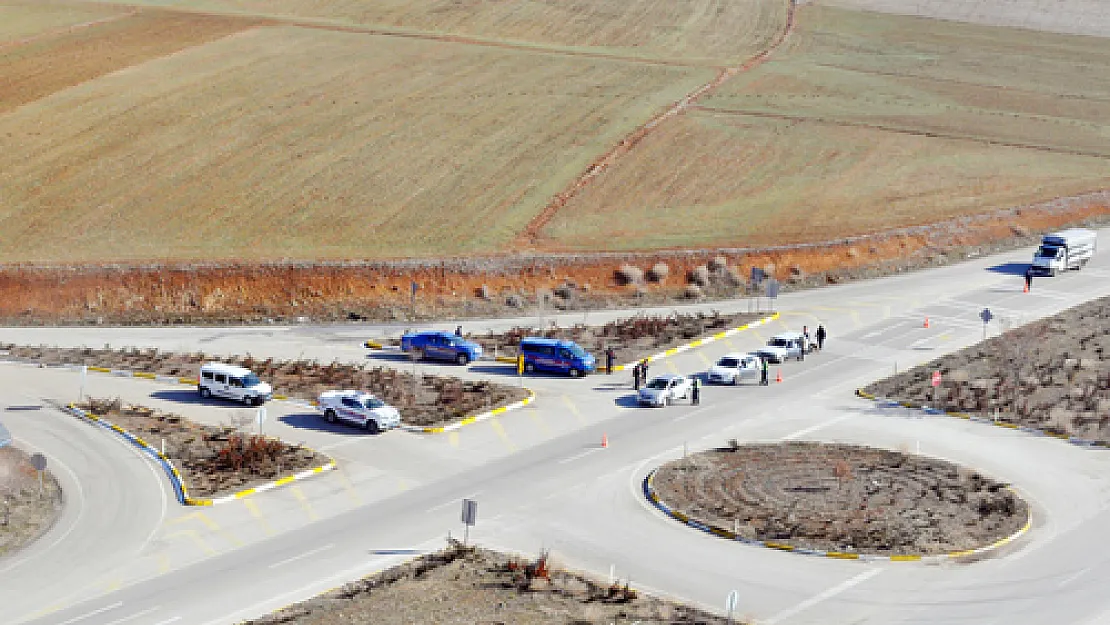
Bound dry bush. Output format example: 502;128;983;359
646;262;670;282
687;265;711;287
683;284;703;299
708;255;728;272
615;264;644;286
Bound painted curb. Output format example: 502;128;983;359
65;404;335;506
643;468;1032;563
605;311;780;372
855;389;1110;449
398;388;536;434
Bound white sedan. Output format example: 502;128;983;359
638;374;693;407
754;332;807;364
317;390;401;434
707;353;761;385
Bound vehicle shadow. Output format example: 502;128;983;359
468;364;526;378
614;394;642;408
986;262;1030;276
365;351;414;364
278;412;367;435
149;389;233;406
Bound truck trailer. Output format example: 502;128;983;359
1030;228;1097;276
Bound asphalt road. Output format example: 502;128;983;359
5;231;1110;624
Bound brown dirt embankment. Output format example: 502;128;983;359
0;196;1107;326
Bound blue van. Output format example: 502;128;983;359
519;337;596;377
401;331;483;365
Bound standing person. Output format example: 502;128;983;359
640;359;650;380
759;355;769;386
691;377;700;405
816;325;826;351
802;326;811;354
455;325;463;337
605;347;616;375
1024;267;1034;292
633;362;642;390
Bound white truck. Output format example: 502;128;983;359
1031;228;1097;276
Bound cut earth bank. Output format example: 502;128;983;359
2;198;1107;326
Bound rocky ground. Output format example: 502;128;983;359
652;442;1027;556
245;541;733;625
0;445;62;558
864;296;1110;442
78;398;329;498
3;346;528;428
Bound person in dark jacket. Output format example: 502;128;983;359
633;362;642;390
691;378;701;405
759;355;769;386
816;325;826;351
1024;267;1034;292
605;347;616;375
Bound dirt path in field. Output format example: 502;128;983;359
515;0;800;247
694;106;1110;159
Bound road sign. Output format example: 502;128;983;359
30;452;47;471
931;371;942;387
410;281;419;295
750;267;765;285
461;498;478;546
766;278;780;299
0;421;11;449
980;308;993;324
256;406;267;432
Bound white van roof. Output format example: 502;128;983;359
200;362;254;377
771;332;805;340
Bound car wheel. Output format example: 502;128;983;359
524;362;536;374
456;353;470;366
242;395;254;406
365;419;381;435
568;368;581;378
199;387;211;399
324;409;337;423
413;348;425;361
665;395;672;406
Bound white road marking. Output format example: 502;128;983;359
764;568;883;625
781;413;853;440
425;493;480;513
268;544;335;569
1057;566;1090;588
559;448;602;464
150;618;182;625
103;607;159;625
57;602;123;625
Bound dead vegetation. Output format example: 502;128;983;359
0;445;62;558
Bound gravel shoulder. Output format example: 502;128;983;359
652;442;1027;556
0;445;63;559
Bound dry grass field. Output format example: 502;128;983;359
96;0;788;65
0;1;125;43
537;5;1110;250
0;15;712;263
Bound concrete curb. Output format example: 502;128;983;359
643;468;1032;563
855;389;1110;449
398;389;536;434
64;404;335;506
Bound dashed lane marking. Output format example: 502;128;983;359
243;499;275;536
167;529;217;557
57;601;122;625
335;468;363;505
290;485;319;522
102;606;158;625
764;568;883;625
528;410;552;437
562;395;587;425
489;417;517;452
268;544;334;569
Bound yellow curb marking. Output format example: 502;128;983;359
243;499;275;536
489;417;517;453
290;485;319;521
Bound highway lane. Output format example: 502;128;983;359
10;230;1110;624
0;394;169;623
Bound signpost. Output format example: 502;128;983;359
410;281;419;320
461;498;478;546
766;278;780;312
931;370;942;408
30;452;47;497
979;308;993;341
79;365;88;402
725;590;739;625
749;268;765;313
0;421;11;449
516;354;525;388
256;406;267;435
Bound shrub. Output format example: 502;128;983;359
615;264;644;286
683;284;703;299
708;255;728;272
646;262;670;282
688;265;711;287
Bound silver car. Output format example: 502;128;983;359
638;374;692;407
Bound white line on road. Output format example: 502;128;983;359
425;493;480;513
764;568;882;625
58;602;123;625
1057;566;1090;588
268;544;335;569
103;606;159;625
781;413;854;440
150;618;182;625
559;448;602;464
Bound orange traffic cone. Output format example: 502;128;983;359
1023;283;1029;294
601;433;609;448
923;316;930;329
776;369;783;383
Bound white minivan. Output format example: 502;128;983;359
198;363;273;406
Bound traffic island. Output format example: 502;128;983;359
72;398;333;505
1;345;529;431
243;540;735;624
646;441;1030;560
861;297;1110;445
0;445;63;558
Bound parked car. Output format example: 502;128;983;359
519;337;596;377
197;362;272;406
638;374;692;407
317;390;401;434
707;353;761;385
754;332;807;364
401;330;483;365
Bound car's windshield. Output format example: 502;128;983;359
567;345;589;359
1038;246;1060;258
717;357;740;368
242;374;261;387
769;338;790;347
364;398;386;409
645;378;670;390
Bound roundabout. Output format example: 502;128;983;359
645;442;1031;560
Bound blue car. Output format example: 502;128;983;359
519;337;596;377
401;331;483;365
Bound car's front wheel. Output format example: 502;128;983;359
365;419;381;435
199;387;211;399
568;368;581;378
524;362;536;374
456;353;470;366
324;409;337;423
